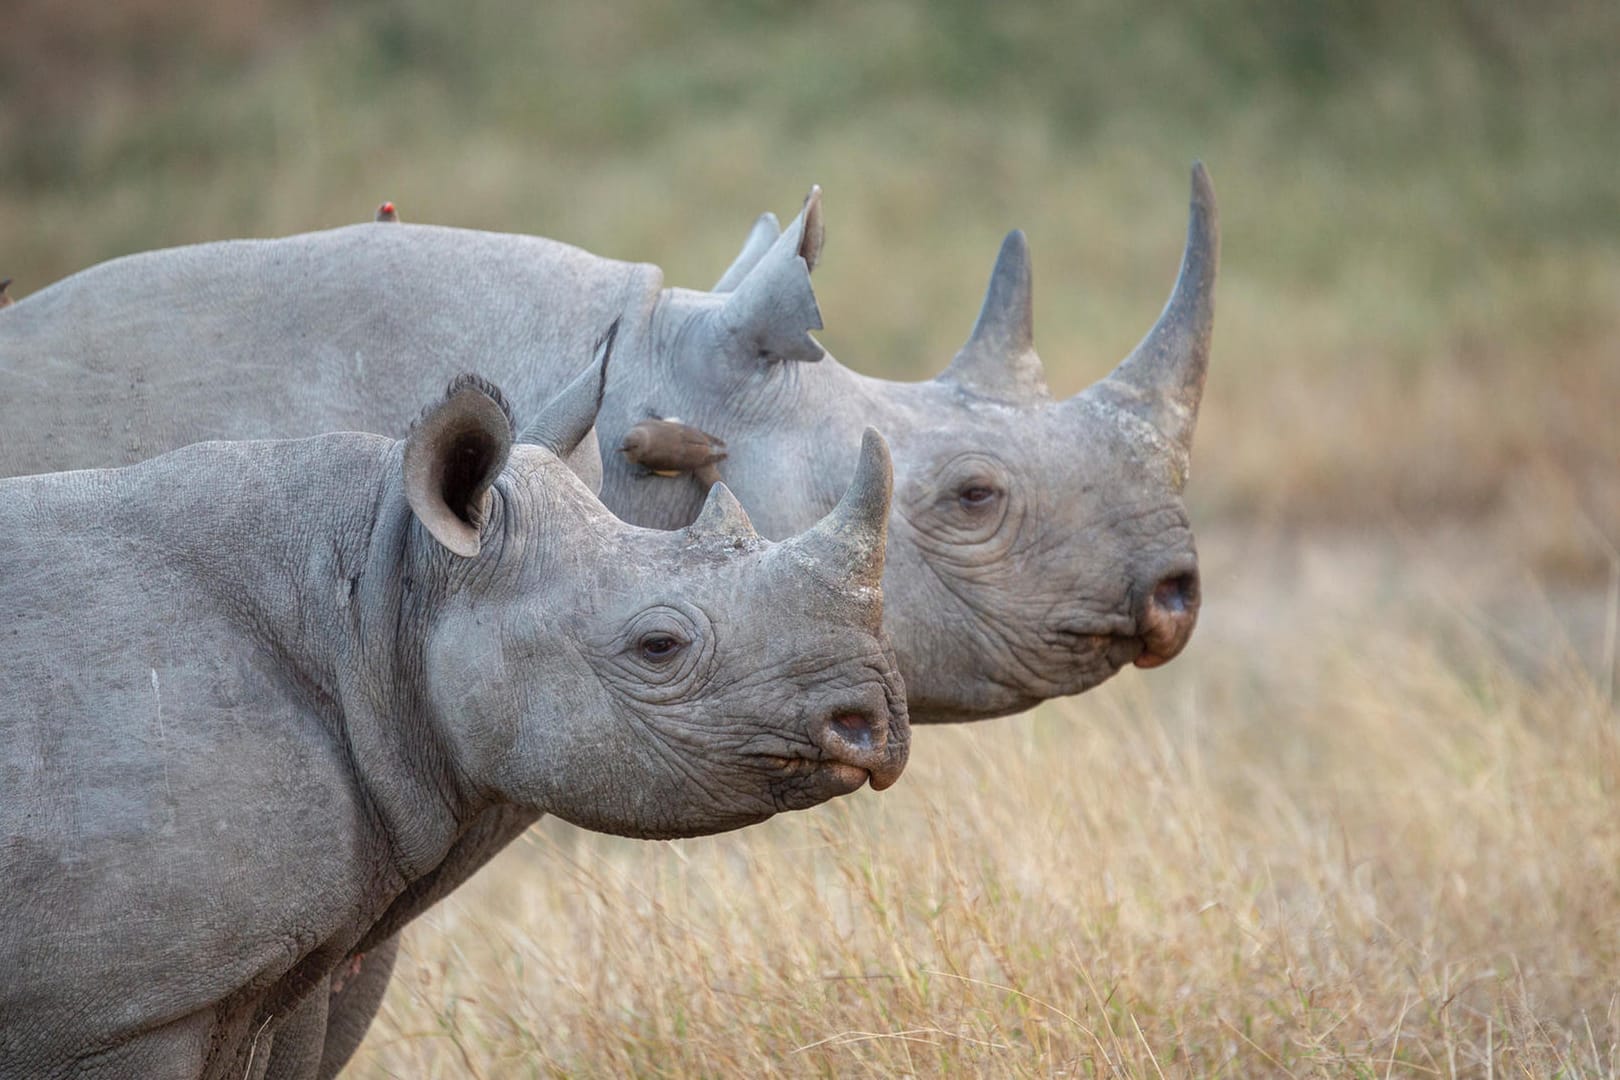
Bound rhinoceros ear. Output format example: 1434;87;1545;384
719;186;825;365
516;320;616;490
797;184;826;273
713;211;781;292
937;230;1050;405
405;375;516;558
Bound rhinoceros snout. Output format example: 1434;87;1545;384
812;704;908;791
1133;560;1201;669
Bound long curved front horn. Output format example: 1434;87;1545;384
1094;163;1219;455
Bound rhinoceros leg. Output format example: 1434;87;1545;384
313;934;401;1079
260;982;330;1080
310;806;536;1077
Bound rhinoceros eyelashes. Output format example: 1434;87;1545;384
637;633;686;664
937;229;1051;406
608;604;717;702
920;453;1013;544
956;484;1002;512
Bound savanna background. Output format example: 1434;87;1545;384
4;1;1618;1074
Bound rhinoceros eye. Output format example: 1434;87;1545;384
957;485;1000;511
639;634;685;663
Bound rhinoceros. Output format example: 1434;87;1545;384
0;357;908;1077
0;164;1218;727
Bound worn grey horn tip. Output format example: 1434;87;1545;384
1191;160;1213;197
690;481;757;540
1188;162;1218;231
851;427;894;509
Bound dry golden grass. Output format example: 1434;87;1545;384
350;526;1620;1077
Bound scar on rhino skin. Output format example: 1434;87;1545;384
620;416;728;488
331;952;366;994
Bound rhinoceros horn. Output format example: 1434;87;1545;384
779;428;892;592
938;229;1051;405
515;319;617;490
713;211;782;292
719;186;825;364
1090;162;1219;457
685;482;760;541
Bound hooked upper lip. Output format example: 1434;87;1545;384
823;762;876;792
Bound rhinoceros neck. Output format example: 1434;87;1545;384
97;434;475;872
97;434;391;671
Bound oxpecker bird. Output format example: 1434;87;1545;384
621;417;728;488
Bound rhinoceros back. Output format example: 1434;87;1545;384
0;223;658;477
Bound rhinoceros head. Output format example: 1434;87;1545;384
880;165;1217;721
649;166;1217;725
401;341;908;839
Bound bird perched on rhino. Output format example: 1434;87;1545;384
621;417;728;488
375;201;400;222
0;278;13;309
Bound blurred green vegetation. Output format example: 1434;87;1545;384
2;0;1617;564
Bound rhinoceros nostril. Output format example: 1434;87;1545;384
1134;566;1201;669
826;711;876;752
1151;570;1200;617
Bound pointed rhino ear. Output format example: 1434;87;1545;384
518;319;616;465
713;212;781;292
797;184;825;273
404;375;516;557
560;430;604;495
719;186;825;365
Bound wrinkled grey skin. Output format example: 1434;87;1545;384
0;372;907;1079
0;165;1218;726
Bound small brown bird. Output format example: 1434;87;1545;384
620;417;728;487
0;278;13;309
374;201;400;223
